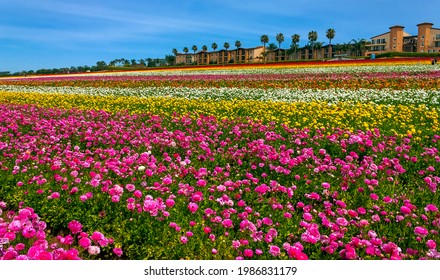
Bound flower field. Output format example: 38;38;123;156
0;58;439;260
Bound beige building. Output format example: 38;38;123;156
366;22;440;55
176;46;264;65
417;22;440;53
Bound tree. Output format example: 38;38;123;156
350;38;367;57
315;42;324;59
202;45;208;52
95;61;107;71
165;55;175;66
192;45;198;64
223;42;230;50
275;33;285;61
326;28;336;58
235;40;241;63
260;34;269;50
260;34;269;63
172;48;178;56
291;34;300;59
211;42;218;51
192;45;198;54
183;47;189;65
308;31;318;59
276;33;284;49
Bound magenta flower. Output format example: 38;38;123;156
91;231;105;242
426;240;437;250
188;202;198;213
400;206;411;215
113;247;123;257
68;220;83;234
414;226;429;237
243;249;253;258
269;245;280;257
162;177;173;185
180;236;188;244
79;237;91;249
424;204;438;212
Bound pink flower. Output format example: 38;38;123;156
426;240;437;250
165;199;175;208
68;220;82;234
400;206;411;215
303;213;313;221
243;249;253;258
79;237;91;249
51;192;60;199
197;179;207;187
424;204;438;212
370;193;379;201
180;236;188;244
35;251;53;260
91;231;105;242
255;184;269;195
15;243;25;251
113;247;123;257
222;219;233;228
125;184;136;192
336;217;349;227
269;245;280;257
203;227;211;234
414;226;429;237
211;248;218;255
188;202;198;213
162;177;173;185
88;246;100;255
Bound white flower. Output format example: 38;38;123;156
138;166;146;172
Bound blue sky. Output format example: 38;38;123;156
0;0;438;72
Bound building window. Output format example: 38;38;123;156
421;42;424;47
381;39;386;44
436;34;440;40
393;44;396;49
371;39;375;44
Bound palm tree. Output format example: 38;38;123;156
183;47;189;65
291;34;300;60
192;45;198;54
172;48;178;56
276;33;284;49
315;42;324;59
223;42;230;63
201;45;208;65
350;38;367;57
260;35;269;63
326;28;335;59
276;33;285;61
235;40;241;63
308;31;318;59
211;42;218;52
191;45;198;65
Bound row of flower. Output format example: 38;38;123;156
1;85;439;106
0;103;439;260
2;70;439;90
0;91;438;140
